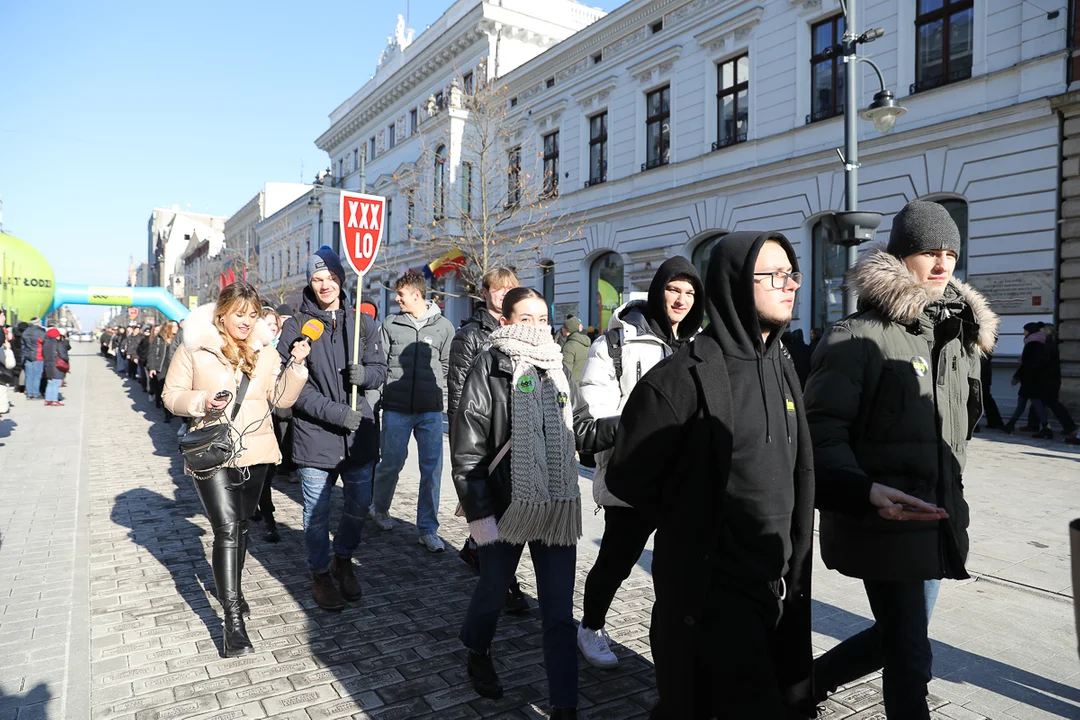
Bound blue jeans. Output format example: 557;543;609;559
24;360;43;398
815;579;940;719
44;378;62;402
116;354;127;374
372;410;443;535
461;541;578;709
299;461;375;574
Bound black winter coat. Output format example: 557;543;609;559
1014;337;1052;401
147;337;167;374
277;287;388;471
43;337;69;380
607;334;819;717
450;348;618;523
447;307;500;424
21;324;45;363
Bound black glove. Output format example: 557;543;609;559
342;409;363;433
346;363;366;388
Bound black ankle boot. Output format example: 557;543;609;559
222;603;254;657
467;649;503;699
331;555;362;601
264;516;280;543
312;571;345;611
551;710;578;720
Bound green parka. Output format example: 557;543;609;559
804;246;998;581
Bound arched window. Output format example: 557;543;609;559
932;198;969;281
589;252;624;331
434;145;447;220
812;220;847;330
540;260;555;309
691;232;725;280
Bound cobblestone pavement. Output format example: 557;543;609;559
0;347;1077;719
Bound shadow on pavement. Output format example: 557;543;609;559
1022;451;1080;463
104;356;657;717
813;599;1080;717
0;682;51;717
0;415;15;441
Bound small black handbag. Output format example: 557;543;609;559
179;375;250;476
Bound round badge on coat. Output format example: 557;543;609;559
517;375;536;393
911;356;929;377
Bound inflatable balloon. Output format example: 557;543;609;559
1;231;56;321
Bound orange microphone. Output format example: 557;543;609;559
301;318;325;343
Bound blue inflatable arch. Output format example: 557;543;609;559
47;283;190;321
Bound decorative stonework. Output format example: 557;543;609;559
520;81;546;103
694;6;763;54
627;46;682;86
665;0;720;27
556;57;589;85
573;76;619;111
532;100;568;132
604;26;648;61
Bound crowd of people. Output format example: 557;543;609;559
7;199;1075;718
0;309;72;412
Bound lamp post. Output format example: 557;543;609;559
835;0;907;315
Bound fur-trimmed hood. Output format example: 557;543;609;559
182;302;274;354
848;244;999;355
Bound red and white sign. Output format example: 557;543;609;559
127;308;139;321
339;191;386;275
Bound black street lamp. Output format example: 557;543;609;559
835;0;907;315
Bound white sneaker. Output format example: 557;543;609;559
577;624;618;669
418;534;445;553
370;509;394;531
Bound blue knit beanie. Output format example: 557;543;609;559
307;246;346;284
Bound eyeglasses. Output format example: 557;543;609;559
753;271;802;289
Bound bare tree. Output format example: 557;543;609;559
382;75;583;302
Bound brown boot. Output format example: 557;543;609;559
331;555;362;602
312;571;345;612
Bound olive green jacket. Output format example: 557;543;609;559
805;246;998;581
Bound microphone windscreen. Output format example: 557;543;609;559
301;318;325;342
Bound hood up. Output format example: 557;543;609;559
703;231;799;359
183;302;274;354
848;243;999;356
644;256;705;348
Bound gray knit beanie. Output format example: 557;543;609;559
887;200;961;258
307;245;346;284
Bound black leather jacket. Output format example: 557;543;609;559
450;347;618;523
447;307;500;425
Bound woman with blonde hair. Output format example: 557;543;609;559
164;282;309;656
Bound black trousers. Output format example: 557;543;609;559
652;581;786;720
193;465;270;606
582;505;655;630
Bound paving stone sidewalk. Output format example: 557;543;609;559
0;347;1077;719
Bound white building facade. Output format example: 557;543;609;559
147;207;228;301
317;0;1069;370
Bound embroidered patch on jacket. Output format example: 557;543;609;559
785;399;796;413
911;356;929;377
422;336;433;345
517;375;536;393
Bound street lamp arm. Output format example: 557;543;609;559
854;56;887;93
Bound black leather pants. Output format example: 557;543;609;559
193;465;269;611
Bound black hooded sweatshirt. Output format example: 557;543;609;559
705;232;800;583
643;256;704;350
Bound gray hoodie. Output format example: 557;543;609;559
379;301;455;414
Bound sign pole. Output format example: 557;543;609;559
351;271;363;411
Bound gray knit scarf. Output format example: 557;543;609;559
489;324;581;546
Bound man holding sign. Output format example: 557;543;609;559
277;246;387;612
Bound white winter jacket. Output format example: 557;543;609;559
579;300;685;508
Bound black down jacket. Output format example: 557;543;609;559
450;347;618;523
447;306;500;425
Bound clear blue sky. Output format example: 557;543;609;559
0;0;622;327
